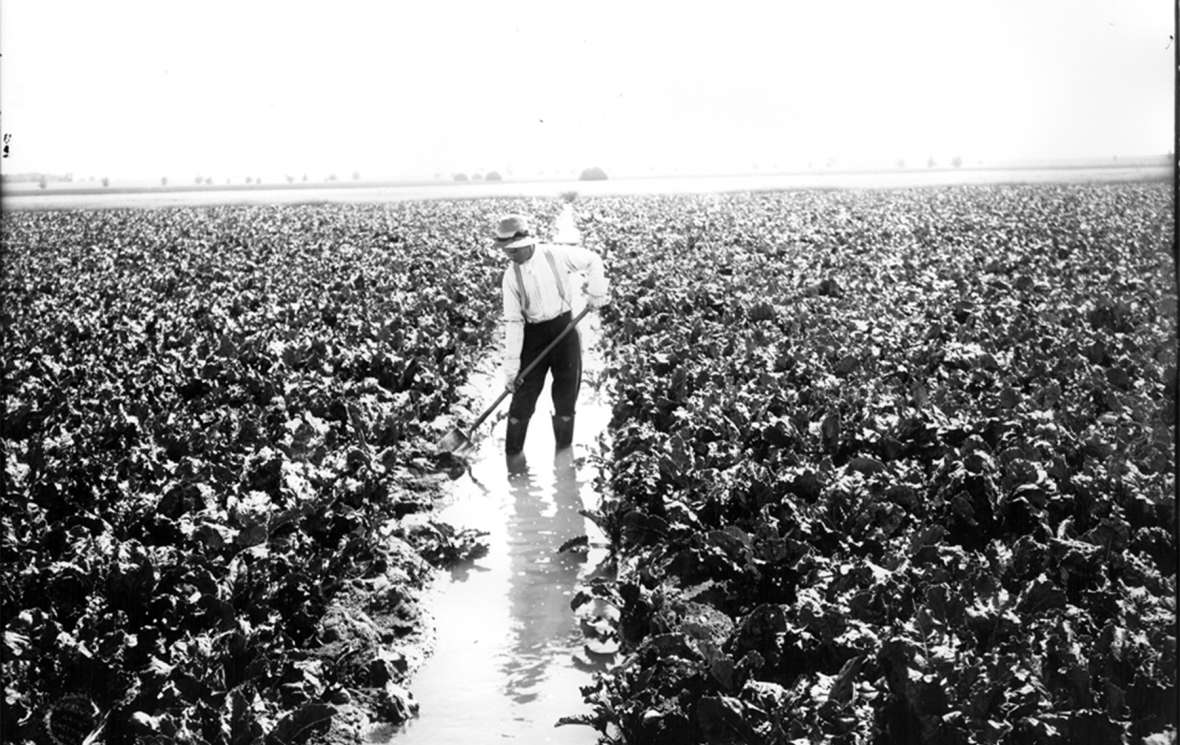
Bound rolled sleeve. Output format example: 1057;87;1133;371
502;272;525;381
562;245;609;304
503;321;523;383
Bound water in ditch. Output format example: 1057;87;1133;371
387;215;614;743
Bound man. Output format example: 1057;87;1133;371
494;212;609;456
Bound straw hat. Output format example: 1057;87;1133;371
492;214;536;250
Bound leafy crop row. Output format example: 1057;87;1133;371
1;200;559;744
569;183;1176;744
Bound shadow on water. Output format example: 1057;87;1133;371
389;294;612;744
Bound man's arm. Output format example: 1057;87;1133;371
561;244;609;307
502;271;524;388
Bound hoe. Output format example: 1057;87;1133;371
436;306;591;457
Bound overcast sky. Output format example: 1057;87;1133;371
0;0;1173;180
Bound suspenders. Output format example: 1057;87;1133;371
512;246;567;319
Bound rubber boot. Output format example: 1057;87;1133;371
553;414;575;450
505;416;529;456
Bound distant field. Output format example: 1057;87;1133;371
2;164;1170;211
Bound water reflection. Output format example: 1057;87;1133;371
501;449;586;704
390;391;608;744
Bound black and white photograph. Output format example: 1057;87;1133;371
1;1;1175;744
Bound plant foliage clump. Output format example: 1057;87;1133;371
0;198;566;743
570;182;1176;744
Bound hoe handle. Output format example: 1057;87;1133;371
470;306;592;431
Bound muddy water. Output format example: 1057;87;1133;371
389;214;613;743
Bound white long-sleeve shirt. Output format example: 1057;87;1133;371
501;242;608;382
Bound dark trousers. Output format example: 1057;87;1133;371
508;311;582;422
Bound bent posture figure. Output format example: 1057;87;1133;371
494;213;609;456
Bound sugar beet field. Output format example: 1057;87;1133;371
2;181;1176;745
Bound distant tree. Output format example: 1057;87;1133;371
896;158;906;169
302;174;308;182
927;156;937;168
195;175;203;185
327;174;337;182
38;178;47;189
951;156;963;168
161;176;168;186
486;171;502;181
205;177;214;186
352;171;360;181
433;173;443;181
579;166;608;181
102;177;110;187
473;173;484;181
286;175;295;184
453;173;469;182
245;177;253;185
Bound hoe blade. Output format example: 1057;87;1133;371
436;428;472;455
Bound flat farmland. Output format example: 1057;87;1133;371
2;164;1169;212
2;181;1175;745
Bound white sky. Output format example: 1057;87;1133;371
0;0;1173;180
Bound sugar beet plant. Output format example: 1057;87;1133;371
0;199;561;744
570;183;1176;744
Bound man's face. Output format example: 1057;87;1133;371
503;242;535;265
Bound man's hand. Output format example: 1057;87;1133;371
505;371;519;393
588;294;610;310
